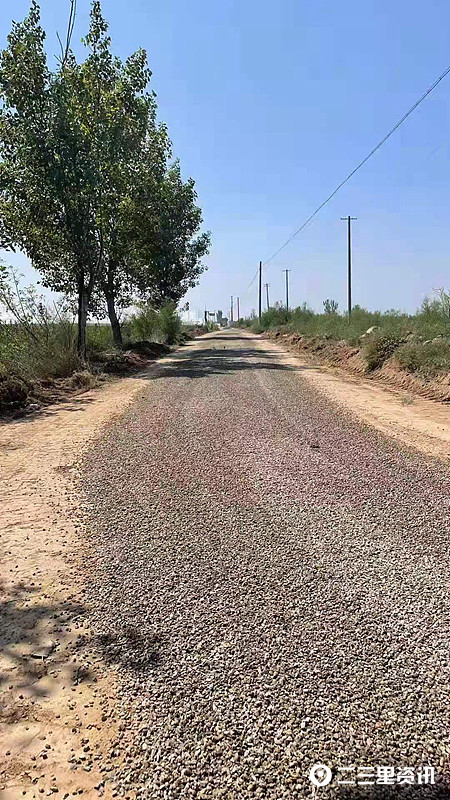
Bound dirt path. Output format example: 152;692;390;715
1;331;449;798
0;375;152;799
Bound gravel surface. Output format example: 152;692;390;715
82;330;450;799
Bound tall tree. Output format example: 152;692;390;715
0;2;98;358
85;6;168;348
130;161;210;308
0;2;157;357
0;2;210;354
100;122;170;347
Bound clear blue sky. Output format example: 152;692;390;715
1;0;450;319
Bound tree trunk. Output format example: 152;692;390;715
77;282;89;362
105;291;123;349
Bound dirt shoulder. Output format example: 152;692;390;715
0;371;153;799
262;330;450;402
258;333;450;463
0;340;172;420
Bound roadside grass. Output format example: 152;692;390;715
246;303;450;378
0;302;209;415
394;340;450;379
364;334;407;372
0;320;81;380
0;321;123;381
249;305;450;343
0;304;195;378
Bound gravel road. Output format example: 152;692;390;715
82;330;450;799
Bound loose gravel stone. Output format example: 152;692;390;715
82;331;450;798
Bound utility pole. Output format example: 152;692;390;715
282;269;291;311
258;261;262;322
264;283;270;310
230;296;234;323
237;296;240;321
341;216;357;318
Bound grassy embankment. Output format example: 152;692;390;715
240;302;450;388
0;303;209;416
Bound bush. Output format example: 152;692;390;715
129;302;182;345
245;294;450;381
86;323;116;354
63;370;98;390
0;374;30;412
364;334;405;371
250;320;264;334
129;305;160;341
159;302;182;345
0;320;81;380
182;323;209;337
0;267;81;380
323;299;339;314
247;297;450;349
394;340;450;379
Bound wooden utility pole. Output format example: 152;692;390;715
282;269;291;311
258;261;262;322
264;283;270;310
341;216;357;318
230;296;233;323
237;296;240;321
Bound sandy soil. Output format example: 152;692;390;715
258;335;450;463
262;330;450;403
0;335;448;798
0;374;150;800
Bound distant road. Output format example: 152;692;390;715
84;329;450;798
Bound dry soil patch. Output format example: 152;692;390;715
0;374;151;799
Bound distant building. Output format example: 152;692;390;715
216;310;228;326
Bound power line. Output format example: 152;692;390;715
262;63;450;268
246;267;260;291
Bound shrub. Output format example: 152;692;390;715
247;297;450;349
0;374;30;412
159;302;182;345
0;320;80;380
129;302;182;345
0;267;81;380
364;334;405;372
394;340;450;379
64;370;98;390
0;320;81;379
323;299;339;314
86;323;116;354
129;305;160;341
182;323;209;337
250;320;264;334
